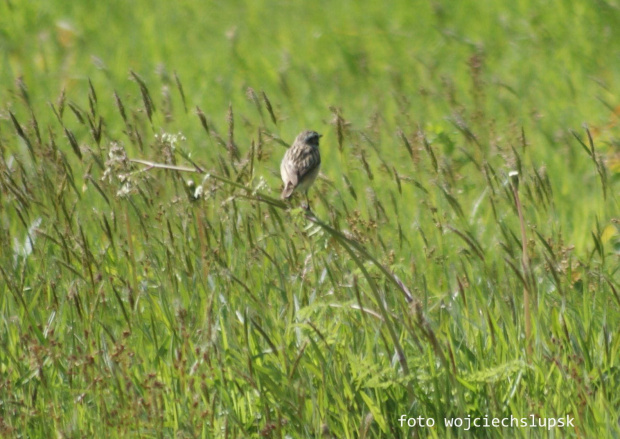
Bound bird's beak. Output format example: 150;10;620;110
319;134;323;138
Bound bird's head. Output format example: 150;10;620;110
298;130;322;148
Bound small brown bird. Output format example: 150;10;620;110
280;130;322;207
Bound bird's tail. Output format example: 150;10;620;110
281;183;295;199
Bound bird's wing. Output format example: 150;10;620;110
296;148;321;182
281;149;299;186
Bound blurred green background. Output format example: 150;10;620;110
1;0;619;437
4;0;619;126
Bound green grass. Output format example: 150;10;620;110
1;0;619;437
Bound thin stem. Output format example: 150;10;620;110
510;171;532;360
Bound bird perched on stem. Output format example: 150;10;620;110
280;130;322;209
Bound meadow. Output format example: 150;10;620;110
0;0;619;437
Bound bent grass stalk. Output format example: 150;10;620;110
130;157;419;402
